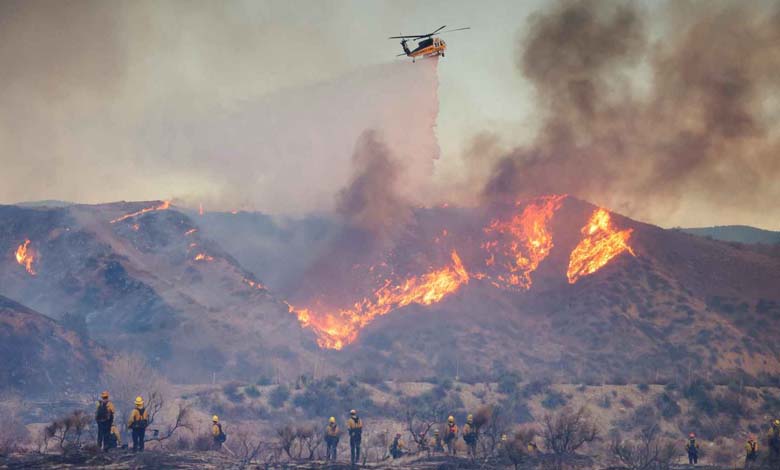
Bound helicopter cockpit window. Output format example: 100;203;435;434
418;38;433;48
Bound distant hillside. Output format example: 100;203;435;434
0;295;108;395
682;225;780;245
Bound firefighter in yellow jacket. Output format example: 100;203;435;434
95;391;116;451
444;416;458;455
212;415;226;450
462;414;478;457
325;417;340;461
745;435;759;469
127;396;149;452
769;420;780;466
347;409;363;465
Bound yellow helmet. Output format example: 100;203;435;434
350;409;357;416
775;419;780;426
329;417;336;424
501;433;508;442
101;390;110;399
134;396;144;406
212;415;219;422
467;414;473;423
448;416;455;424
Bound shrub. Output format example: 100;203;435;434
498;372;522;394
541;390;568;410
223;381;244;402
245;385;261;398
269;384;290;408
637;383;650;393
656;392;681;418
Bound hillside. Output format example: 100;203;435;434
682;225;780;245
0;202;316;385
197;196;780;384
3;197;780;388
0;295;108;395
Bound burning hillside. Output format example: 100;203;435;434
287;195;639;349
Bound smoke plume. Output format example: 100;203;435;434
478;0;780;227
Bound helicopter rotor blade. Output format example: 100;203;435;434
440;27;470;34
388;34;427;39
432;25;447;34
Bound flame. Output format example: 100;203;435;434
110;201;170;224
15;239;37;275
194;253;214;262
480;195;564;289
567;208;636;284
184;228;197;236
242;278;266;290
289;250;469;349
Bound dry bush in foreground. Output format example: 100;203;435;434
610;424;681;470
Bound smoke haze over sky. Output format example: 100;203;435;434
1;0;779;229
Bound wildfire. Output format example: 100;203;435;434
567;208;636;284
194;253;214;262
480;195;564;289
110;201;170;224
184;228;197;236
15;239;37;275
289;250;469;350
242;278;266;290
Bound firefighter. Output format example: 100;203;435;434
347;409;363;465
444;416;458;455
325;416;340;461
105;424;121;450
95;390;115;451
431;429;445;455
686;433;700;465
212;415;226;450
390;432;405;459
745;435;759;469
769;420;780;466
462;414;478;458
127;396;149;452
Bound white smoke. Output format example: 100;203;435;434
139;59;440;214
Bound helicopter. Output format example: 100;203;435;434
389;25;470;62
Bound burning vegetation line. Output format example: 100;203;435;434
110;201;171;224
567;208;636;284
15;239;37;276
480;195;565;290
288;250;469;350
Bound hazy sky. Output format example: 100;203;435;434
1;0;778;229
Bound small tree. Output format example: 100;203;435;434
476;405;513;457
611;425;680;470
269;384;290;408
276;424;296;459
232;425;269;469
44;410;92;451
542;406;599;469
403;401;448;451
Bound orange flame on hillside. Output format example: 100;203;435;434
110;201;170;224
15;239;37;275
242;278;266;290
567;208;636;284
289;250;469;349
194;253;214;262
481;195;564;289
